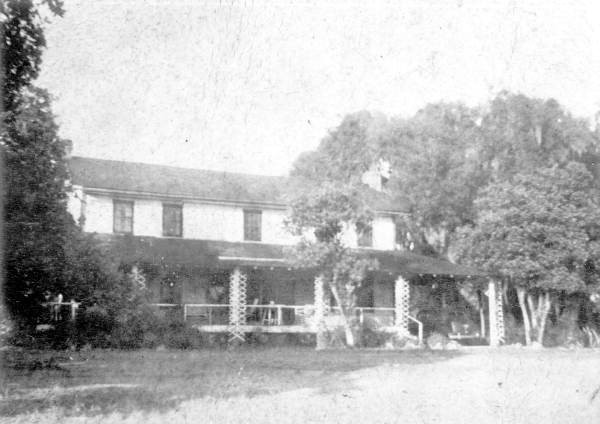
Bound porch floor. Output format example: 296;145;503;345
193;324;315;333
192;324;406;334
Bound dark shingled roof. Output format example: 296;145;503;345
69;156;287;206
95;234;485;277
68;156;408;212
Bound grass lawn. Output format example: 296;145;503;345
2;346;600;423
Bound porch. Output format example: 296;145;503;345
103;235;502;346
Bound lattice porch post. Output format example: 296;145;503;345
394;276;410;336
488;279;505;347
496;282;505;344
228;267;247;343
314;274;327;350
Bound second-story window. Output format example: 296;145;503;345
357;223;373;248
163;204;183;237
113;200;133;234
244;209;262;241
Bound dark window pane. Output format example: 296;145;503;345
163;204;182;237
244;210;262;241
113;200;133;234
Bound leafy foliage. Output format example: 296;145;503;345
287;164;379;346
383;103;486;253
453;163;600;344
1;0;146;348
1;0;64;111
454;162;600;294
479;92;600;180
291;110;388;184
286;182;374;243
3;86;74;327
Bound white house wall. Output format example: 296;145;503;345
66;188;83;224
184;203;242;242
373;216;395;250
134;200;162;237
75;193;395;249
84;194;113;234
262;209;295;245
184;204;294;244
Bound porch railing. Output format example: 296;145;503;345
42;301;81;321
150;303;422;342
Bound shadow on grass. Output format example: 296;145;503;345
1;347;462;417
0;386;178;417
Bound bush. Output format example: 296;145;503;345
108;305;163;349
106;305;201;350
359;315;389;347
426;332;450;350
76;305;114;348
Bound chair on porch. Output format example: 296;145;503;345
261;301;278;325
246;298;260;323
295;305;315;327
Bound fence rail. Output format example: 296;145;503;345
150;303;423;343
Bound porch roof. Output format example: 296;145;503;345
96;234;484;277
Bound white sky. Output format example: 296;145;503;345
38;0;600;175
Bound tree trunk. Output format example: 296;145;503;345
329;284;355;347
526;294;538;330
536;291;552;345
517;287;532;345
479;305;486;338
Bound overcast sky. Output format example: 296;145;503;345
38;0;600;175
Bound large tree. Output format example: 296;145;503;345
289;112;392;347
2;0;68;327
3;85;75;325
286;182;377;347
1;0;136;333
454;162;600;345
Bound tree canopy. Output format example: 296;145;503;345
291;93;600;345
454;162;600;292
479;92;600;180
1;0;64;111
1;0;136;334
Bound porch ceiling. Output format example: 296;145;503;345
95;234;485;277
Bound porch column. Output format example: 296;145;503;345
228;267;247;343
488;279;505;347
314;274;327;350
394;276;410;336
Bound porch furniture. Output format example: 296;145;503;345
261;301;279;325
246;298;260;322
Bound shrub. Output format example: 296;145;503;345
426;332;450;349
105;305;202;350
75;305;114;348
359;315;389;347
108;305;163;349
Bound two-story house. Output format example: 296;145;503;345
67;156;490;343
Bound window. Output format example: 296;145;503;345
113;200;133;234
163;204;183;237
357;223;373;248
244;209;262;241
